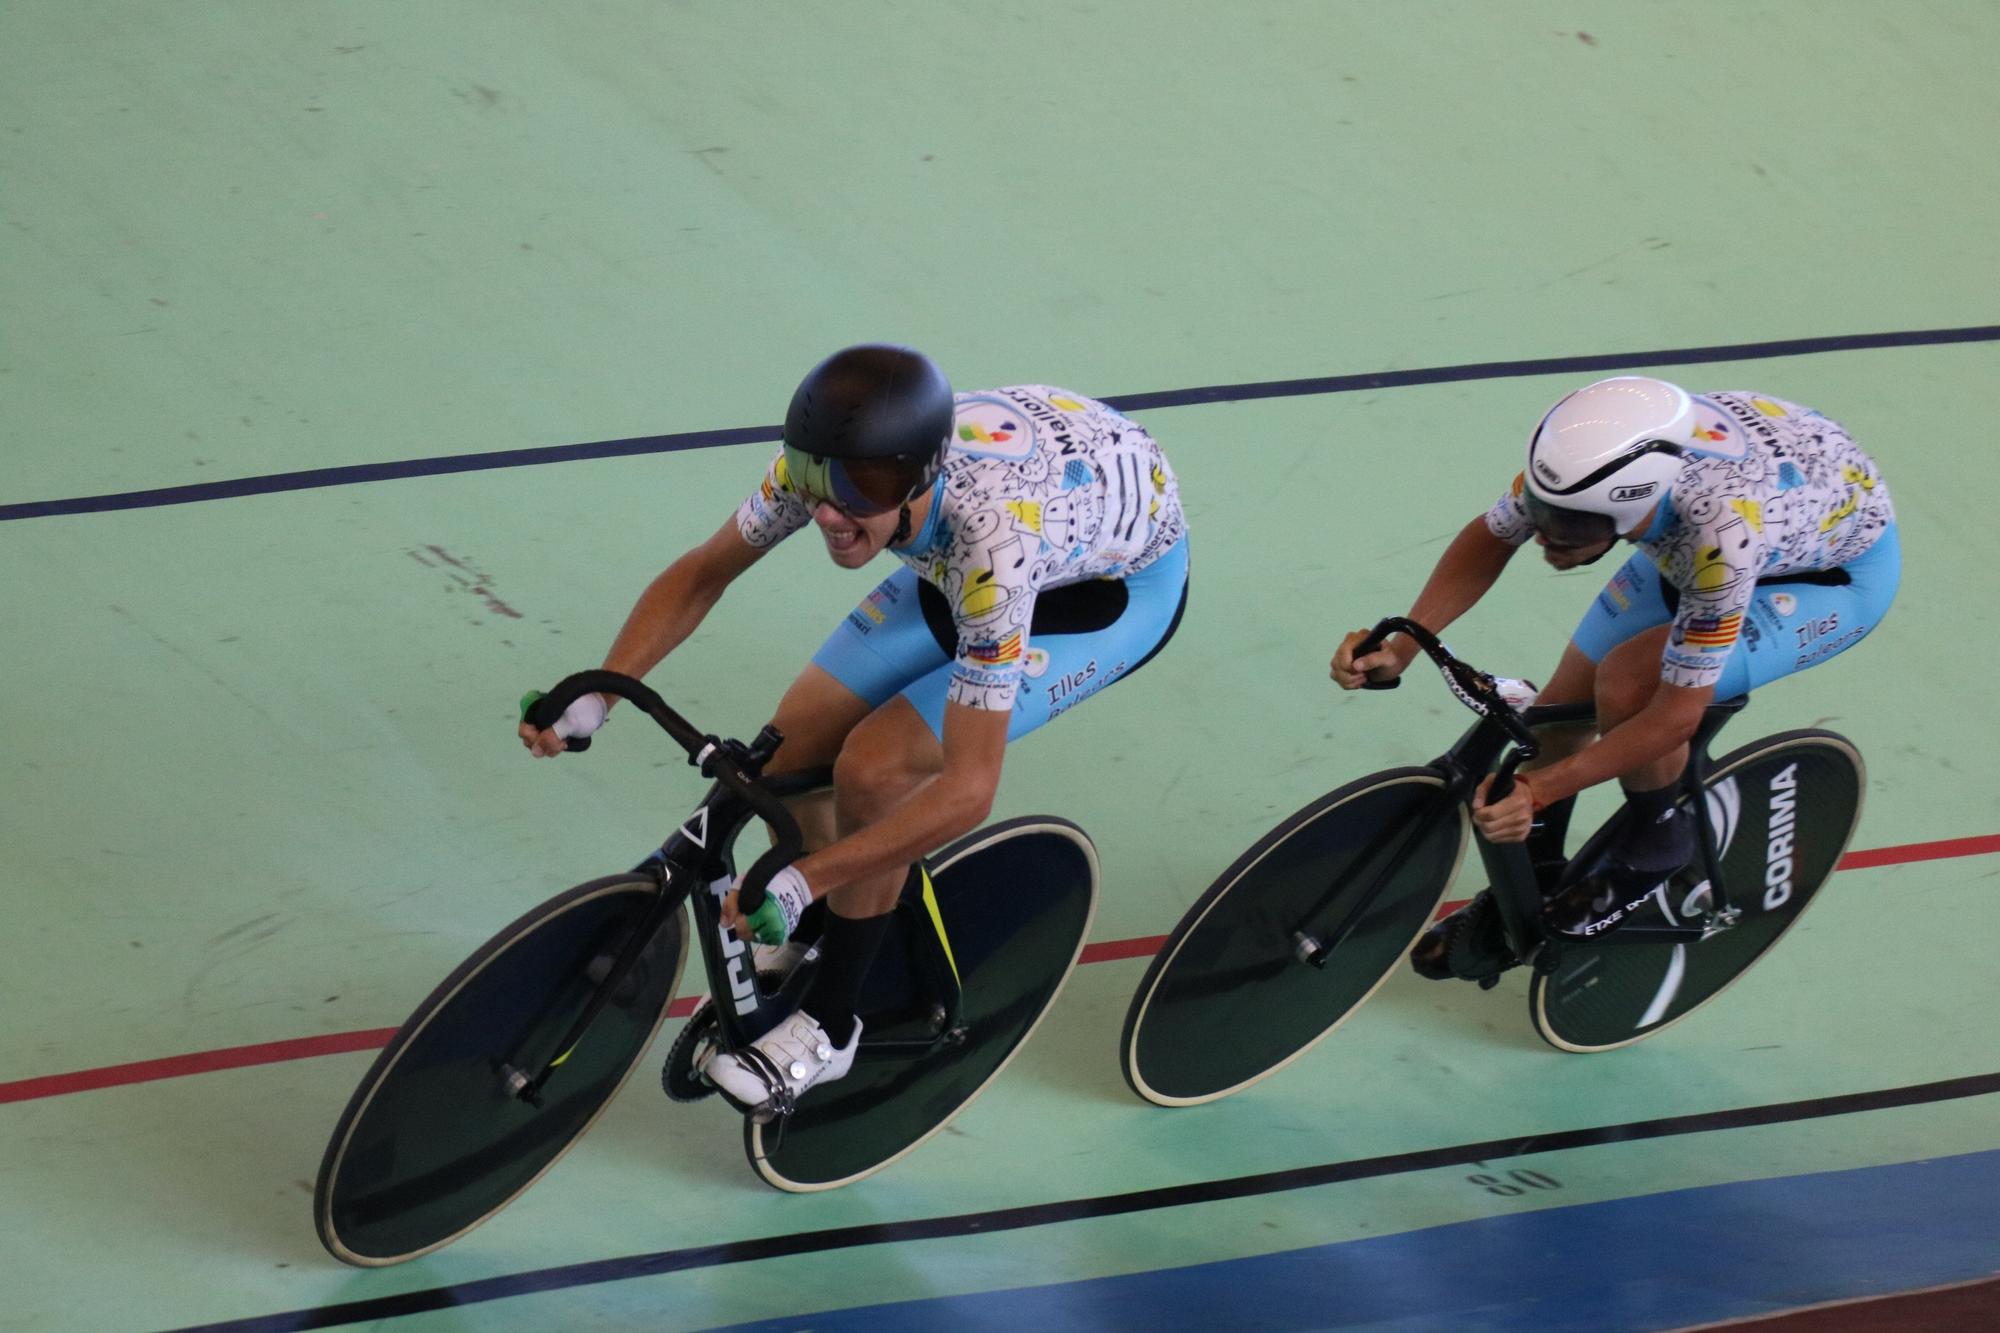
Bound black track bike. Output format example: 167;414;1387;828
1121;617;1864;1106
314;671;1098;1265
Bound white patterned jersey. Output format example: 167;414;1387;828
1485;391;1895;687
736;385;1187;710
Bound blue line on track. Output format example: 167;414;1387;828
711;1148;2000;1333
9;324;1997;522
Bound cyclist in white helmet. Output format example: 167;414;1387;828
1330;376;1899;976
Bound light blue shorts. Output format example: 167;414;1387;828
1571;523;1901;699
811;539;1190;741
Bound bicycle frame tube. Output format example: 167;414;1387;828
506;671;823;1102
655;777;810;1053
646;766;960;1064
1344;617;1758;962
1495;699;1749;958
513;770;820;1102
1437;712;1549;960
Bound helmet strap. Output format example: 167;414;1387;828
890;503;914;546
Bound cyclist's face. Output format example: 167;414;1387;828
1534;530;1615;569
810;498;905;568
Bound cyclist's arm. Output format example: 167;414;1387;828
1341;516;1515;681
599;517;768;687
1402;516;1517;642
1521;680;1713;805
790;702;1009;894
521;518;770;755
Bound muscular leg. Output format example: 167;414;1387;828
1538;623;1697;936
764;664;877;852
1593;626;1684;790
1522;641;1601;770
767;663;877;774
702;585;952;1104
795;696;945;1046
1537;627;1689;878
704;685;943;1102
826;696;944;916
1517;627;1685;788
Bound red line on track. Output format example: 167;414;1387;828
1079;934;1170;965
0;1028;400;1106
4;831;1992;1107
1836;832;2000;870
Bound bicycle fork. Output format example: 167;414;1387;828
502;861;686;1106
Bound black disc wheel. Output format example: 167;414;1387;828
314;875;688;1265
1531;731;1863;1052
1123;769;1467;1106
745;818;1098;1192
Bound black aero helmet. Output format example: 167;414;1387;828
781;344;955;516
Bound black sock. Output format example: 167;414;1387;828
792;897;829;949
1614;782;1695;873
1623;781;1677;821
799;905;895;1048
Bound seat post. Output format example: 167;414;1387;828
1684;695;1749;786
1677;695;1749;914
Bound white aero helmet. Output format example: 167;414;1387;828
1522;376;1695;548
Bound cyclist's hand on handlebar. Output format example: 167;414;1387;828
517;690;608;758
722;865;814;945
1330;628;1408;690
1471;772;1536;844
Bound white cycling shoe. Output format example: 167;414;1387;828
703;1010;860;1116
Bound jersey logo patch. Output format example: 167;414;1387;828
965;630;1024;665
953;397;1037;460
1680;612;1742;649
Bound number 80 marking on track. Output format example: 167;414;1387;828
1465;1168;1563;1197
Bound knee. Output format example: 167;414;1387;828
832;725;938;820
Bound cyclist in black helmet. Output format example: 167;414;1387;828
520;345;1190;1112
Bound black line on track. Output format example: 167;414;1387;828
174;1068;2000;1332
12;324;1998;523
